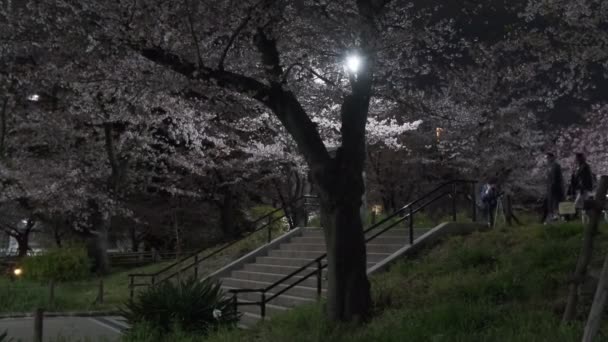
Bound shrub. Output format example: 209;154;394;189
249;205;287;233
122;277;240;335
0;330;13;342
21;246;91;282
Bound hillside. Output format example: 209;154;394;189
130;222;608;342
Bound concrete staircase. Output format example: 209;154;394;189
219;226;432;327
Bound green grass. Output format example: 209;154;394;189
0;211;290;314
0;261;174;313
125;221;608;341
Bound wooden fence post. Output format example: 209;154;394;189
95;278;104;304
582;253;608;341
48;281;55;306
563;176;608;323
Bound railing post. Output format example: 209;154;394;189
409;207;414;245
232;292;238;315
194;254;199;279
261;292;266;319
151;275;155;287
316;259;322;300
471;182;477;222
267;222;272;243
34;308;43;342
129;275;134;302
451;183;457;221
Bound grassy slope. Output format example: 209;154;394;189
0;261;172;313
0;223;289;314
195;222;608;342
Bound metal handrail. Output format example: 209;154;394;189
128;195;319;299
228;180;477;318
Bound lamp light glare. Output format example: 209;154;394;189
27;94;40;102
13;268;23;276
345;55;362;73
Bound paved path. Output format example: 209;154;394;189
0;316;126;341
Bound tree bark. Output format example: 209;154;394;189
87;206;111;275
563;176;608;323
220;188;238;238
130;226;139;252
16;235;29;257
320;171;371;322
0;97;8;158
582;252;608;342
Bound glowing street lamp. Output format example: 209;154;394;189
13;268;23;277
345;54;362;74
27;94;40;102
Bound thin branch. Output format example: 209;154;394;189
184;0;203;68
282;62;336;86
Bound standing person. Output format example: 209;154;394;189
570;153;594;222
544;152;565;223
480;177;500;227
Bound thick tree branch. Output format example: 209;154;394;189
136;44;271;103
184;0;203;68
217;0;268;71
252;28;331;169
0;97;7;158
254;28;284;81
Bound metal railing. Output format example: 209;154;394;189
128;195;318;299
108;250;198;267
227;180;477;319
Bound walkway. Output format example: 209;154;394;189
0;316;126;341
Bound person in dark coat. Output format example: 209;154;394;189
545;153;564;223
480;177;500;227
569;153;594;222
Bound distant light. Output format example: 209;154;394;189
13;268;23;276
345;54;362;74
27;94;40;102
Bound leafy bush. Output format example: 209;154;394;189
21;246;91;282
122;277;240;335
0;330;14;342
249;205;287;233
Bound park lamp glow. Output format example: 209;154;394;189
345;54;362;74
27;94;40;102
13;267;23;277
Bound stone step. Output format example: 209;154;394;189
301;228;418;239
267;249;326;259
254;256;375;269
267;249;394;262
231;270;326;288
223;285;316;308
220;278;326;299
237;299;289;317
255;256;323;267
243;263;329;276
280;243;403;254
291;236;409;245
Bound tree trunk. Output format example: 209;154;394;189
87;210;111;275
220;188;237;238
582;252;608;342
0;97;7;158
319;159;371;322
130;227;139;252
16;235;29;257
321;196;371;322
563;176;608;322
